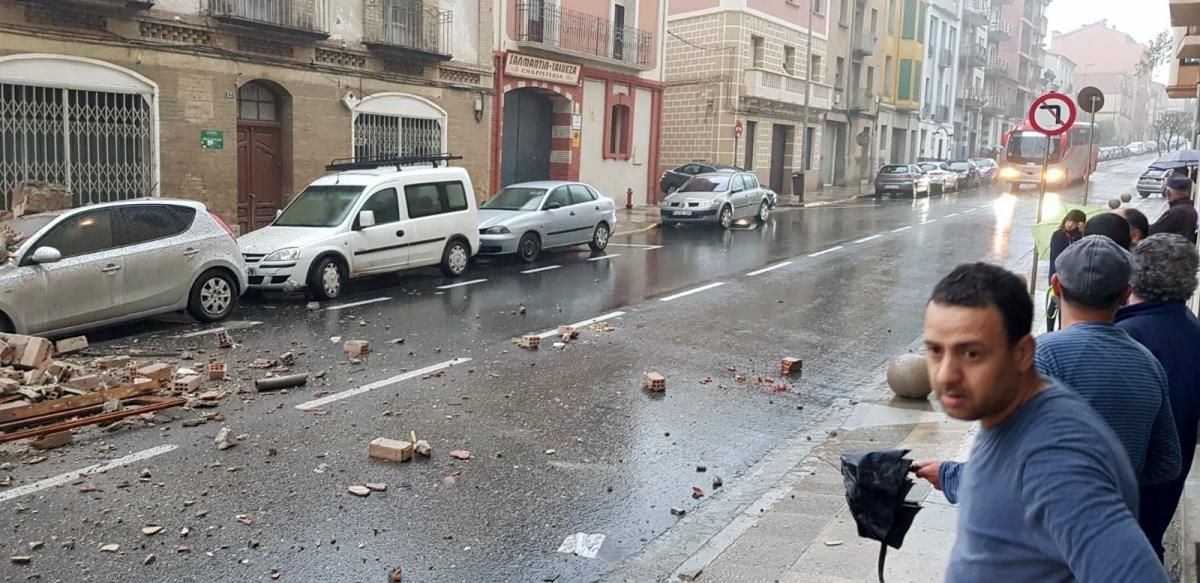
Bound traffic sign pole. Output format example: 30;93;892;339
1083;107;1096;206
1025;91;1077;296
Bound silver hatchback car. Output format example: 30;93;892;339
0;199;248;337
660;172;773;229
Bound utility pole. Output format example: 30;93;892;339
800;0;815;201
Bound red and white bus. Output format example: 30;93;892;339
997;121;1098;191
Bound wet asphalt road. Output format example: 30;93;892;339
0;155;1167;583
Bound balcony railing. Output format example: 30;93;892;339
363;0;453;60
743;69;833;111
961;42;987;66
852;33;877;58
51;0;155;9
988;15;1013;40
936;104;950;122
515;1;653;69
958;87;986;108
848;89;876;113
939;48;953;67
982;93;1007;114
963;0;989;25
985;54;1011;78
208;0;328;37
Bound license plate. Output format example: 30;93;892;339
676;210;694;216
884;185;899;190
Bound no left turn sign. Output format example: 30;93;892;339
1028;92;1077;136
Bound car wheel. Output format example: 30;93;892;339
188;268;237;323
518;232;541;263
308;256;344;301
718;205;734;230
440;239;470;277
588;223;611;252
1139;191;1151;199
756;202;770;224
0;313;13;334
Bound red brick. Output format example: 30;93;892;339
54;335;88;354
17;337;53;370
138;363;174;383
368;437;413;462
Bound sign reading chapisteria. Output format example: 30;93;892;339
505;53;581;85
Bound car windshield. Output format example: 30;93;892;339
880;165;910;174
1006;131;1062;162
483;187;546;211
274;185;364;228
949;162;971;171
0;214;57;240
918;164;940;172
1143;170;1168;178
680;176;729;192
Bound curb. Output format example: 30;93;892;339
612;222;660;237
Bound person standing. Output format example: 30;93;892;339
1115;207;1150;246
1115;234;1200;561
1149;175;1198;242
1046;209;1086;331
921;262;1166;581
1084;212;1133;250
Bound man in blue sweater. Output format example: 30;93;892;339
1116;233;1200;560
921;262;1165;581
920;236;1181;502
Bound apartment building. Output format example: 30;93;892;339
1170;3;1200;109
816;0;883;187
491;0;667;205
1043;50;1075;94
0;0;494;234
954;0;988;158
876;0;929;166
662;0;832;196
1052;20;1150;144
917;0;959;161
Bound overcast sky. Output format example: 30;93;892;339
1046;0;1171;80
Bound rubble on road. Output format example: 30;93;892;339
348;485;371;497
643;372;666;392
369;437;414;462
214;427;235;450
517;335;540;351
780;357;803;376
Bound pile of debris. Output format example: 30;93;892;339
1;181;73;263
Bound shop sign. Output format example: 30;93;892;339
506;53;581;85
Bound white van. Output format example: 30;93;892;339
237;158;479;300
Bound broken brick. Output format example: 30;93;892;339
518;335;540;350
137;363;173;384
368;437;413;462
17;337;52;370
96;355;130;370
278;352;296;366
556;326;579;339
130;377;157;392
216;330;233;348
0;340;12;365
643;372;666;392
54;335;88;354
781;357;803;376
343;340;370;358
30;431;72;450
0;377;18;394
67;374;100;391
207;362;226;381
173;375;203;392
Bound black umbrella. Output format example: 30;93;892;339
1150;149;1200;170
841;449;923;582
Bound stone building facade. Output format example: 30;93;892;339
0;0;493;234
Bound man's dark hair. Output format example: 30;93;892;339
929;263;1033;344
1084;213;1133;250
1058;287;1125;311
1117;208;1150;240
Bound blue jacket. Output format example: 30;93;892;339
1115;301;1200;450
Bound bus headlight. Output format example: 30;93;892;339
999;167;1020;179
1045;168;1065;182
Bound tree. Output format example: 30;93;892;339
1153;110;1194;152
1138;30;1174;76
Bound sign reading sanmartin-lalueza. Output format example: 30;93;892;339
505;53;581;85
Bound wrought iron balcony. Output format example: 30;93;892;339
515;1;653;70
982;93;1007;114
958;87;986;108
852;33;877;59
47;0;155;9
208;0;329;39
988;15;1012;41
984;54;1011;79
363;0;453;61
963;0;989;26
961;42;988;67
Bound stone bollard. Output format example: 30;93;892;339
886;354;932;400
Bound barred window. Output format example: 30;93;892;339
353;113;443;160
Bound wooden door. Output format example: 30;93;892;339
500;90;553;186
237;122;283;234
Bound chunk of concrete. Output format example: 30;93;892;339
54;336;88;354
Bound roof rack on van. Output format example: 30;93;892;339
325;153;463;172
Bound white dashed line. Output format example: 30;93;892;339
945;212;961;218
176;321;263;338
295;358;472;410
436;279;488;290
746;261;794;276
659;282;726;302
521;265;562;274
536;311;627;339
922;219;939;224
0;444;178;504
608;244;664;250
323;297;392;312
854;234;882;244
587;254;622;262
892;226;913;233
808;246;844;258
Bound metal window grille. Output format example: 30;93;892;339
353;113;443;161
0;83;154;210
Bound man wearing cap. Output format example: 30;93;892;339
1150;175;1198;242
917;236;1181;508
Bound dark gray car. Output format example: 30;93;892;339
660;172;773;229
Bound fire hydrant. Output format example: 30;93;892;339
625;187;633;209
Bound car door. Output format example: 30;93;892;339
567;184;604;244
541;185;581;248
116;204;198;314
22;208;126;333
743;174;766;209
402;180;471;267
730;174;752;217
349;187;407;274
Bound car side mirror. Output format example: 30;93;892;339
358;210;376;229
545;202;562;211
731;187;744;193
30;247;61;265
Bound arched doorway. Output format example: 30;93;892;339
501;88;554;186
237;81;286;233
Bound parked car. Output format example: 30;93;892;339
874;164;933;198
917;162;959;193
0;199;247;336
659;162;744;195
237;161;480;300
1137;168;1171;198
948;160;982;189
660;172;773;229
969;158;999;183
477;181;617;262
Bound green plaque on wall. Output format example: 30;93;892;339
200;130;224;150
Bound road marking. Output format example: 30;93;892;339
0;444;178;504
854;234;882;244
521;265;562;274
436;279;488;290
295;358;472;410
536;311;626;339
945;212;961;218
659;282;726;302
587;254;621;262
808;246;844;258
608;244;664;250
891;226;913;233
746;261;794;276
921;219;939;224
323;297;392;312
177;321;263;338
